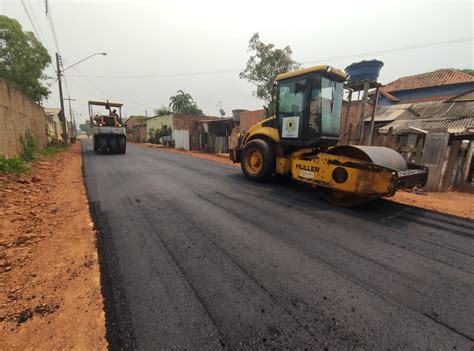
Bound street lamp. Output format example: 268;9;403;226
56;52;107;146
62;52;107;73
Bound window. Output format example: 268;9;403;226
308;77;322;139
320;77;343;137
277;78;308;138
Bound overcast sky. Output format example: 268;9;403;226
1;0;473;125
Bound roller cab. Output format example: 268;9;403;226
231;65;428;206
89;100;127;154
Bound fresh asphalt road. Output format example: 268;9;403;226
81;140;474;350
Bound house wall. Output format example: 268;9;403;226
0;78;48;157
125;115;146;129
239;109;266;130
172;114;219;130
379;82;474;105
44;108;65;143
146;114;173;139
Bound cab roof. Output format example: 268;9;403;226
88;100;123;108
275;65;347;81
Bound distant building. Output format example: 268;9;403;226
124;115;147;143
145;113;221;150
341;69;474;143
376;69;474;105
44;107;72;143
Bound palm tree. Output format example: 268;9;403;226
169;90;194;112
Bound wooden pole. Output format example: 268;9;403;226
367;86;380;146
357;82;369;144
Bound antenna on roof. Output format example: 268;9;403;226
217;101;225;117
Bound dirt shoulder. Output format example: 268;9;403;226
0;144;106;349
388;190;473;219
136;143;473;219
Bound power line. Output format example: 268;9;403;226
20;0;43;42
64;62;155;110
46;4;61;54
303;37;474;65
68;37;473;79
26;0;46;42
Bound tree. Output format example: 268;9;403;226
458;68;474;76
169;90;203;115
0;16;51;102
154;106;171;116
239;32;300;115
79;123;90;133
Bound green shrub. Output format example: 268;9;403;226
0;156;29;173
19;130;37;161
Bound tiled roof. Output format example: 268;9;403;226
398;95;455;103
383;69;474;92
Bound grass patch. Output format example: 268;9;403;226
41;146;69;156
1;131;69;174
0;156;29;173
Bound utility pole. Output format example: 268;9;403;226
56;52;68;146
64;96;76;137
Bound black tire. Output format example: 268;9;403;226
241;139;275;181
110;137;118;154
98;136;108;153
118;136;126;154
93;138;99;152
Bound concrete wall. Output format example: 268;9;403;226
0;78;48;157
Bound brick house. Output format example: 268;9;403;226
124;115;147;142
240;109;266;130
230;109;266;148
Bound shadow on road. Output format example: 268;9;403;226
224;172;473;236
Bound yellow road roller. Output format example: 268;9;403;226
230;65;428;206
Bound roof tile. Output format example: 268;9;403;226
383;69;474;92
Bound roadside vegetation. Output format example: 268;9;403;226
0;130;69;173
0;15;51;102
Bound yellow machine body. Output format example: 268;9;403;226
230;65;428;206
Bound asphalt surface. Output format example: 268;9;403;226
81;140;474;350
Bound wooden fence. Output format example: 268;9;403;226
370;128;473;192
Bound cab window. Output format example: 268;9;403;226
277;78;308;138
308;76;322;139
321;77;343;136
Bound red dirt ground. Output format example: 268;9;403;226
0;144;106;349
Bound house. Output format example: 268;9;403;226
240;109;266;130
376;69;474;105
124;115;147;143
230;109;266;148
43;107;72;143
341;69;474;144
145;113;221;150
364;93;474;192
195;118;234;153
